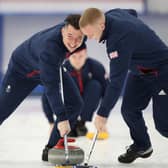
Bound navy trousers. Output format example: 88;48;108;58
0;67;39;124
42;79;103;123
0;64;83;148
80;80;103;121
121;65;168;150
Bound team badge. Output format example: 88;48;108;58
109;51;119;59
88;72;92;79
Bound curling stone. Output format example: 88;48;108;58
48;138;84;165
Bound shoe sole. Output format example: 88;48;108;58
139;150;153;158
118;150;153;164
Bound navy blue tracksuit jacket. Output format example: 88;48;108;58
42;58;108;123
0;22;86;147
6;23;85;121
97;9;168;117
97;9;168;149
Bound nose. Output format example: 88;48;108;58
70;39;77;48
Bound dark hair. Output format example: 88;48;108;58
64;14;81;29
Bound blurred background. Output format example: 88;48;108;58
0;0;168;94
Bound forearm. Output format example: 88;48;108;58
45;86;67;122
97;82;122;117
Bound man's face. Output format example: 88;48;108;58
69;49;87;70
62;25;84;52
81;23;104;41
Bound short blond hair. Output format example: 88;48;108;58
79;8;104;28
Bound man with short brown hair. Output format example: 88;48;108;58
0;14;86;161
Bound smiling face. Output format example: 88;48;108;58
69;49;87;70
62;25;84;52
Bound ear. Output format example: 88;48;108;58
61;26;66;34
100;22;105;31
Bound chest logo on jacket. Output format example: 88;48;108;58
109;51;119;59
88;72;92;79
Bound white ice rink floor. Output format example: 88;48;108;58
0;97;167;168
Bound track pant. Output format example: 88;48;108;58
80;80;103;121
0;67;39;125
121;65;168;150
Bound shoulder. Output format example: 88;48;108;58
87;58;104;69
105;8;137;17
64;60;74;71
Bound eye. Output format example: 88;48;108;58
67;34;73;39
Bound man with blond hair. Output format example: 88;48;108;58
79;8;168;163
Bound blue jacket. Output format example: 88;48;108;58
64;58;108;96
97;8;168;117
9;22;86;121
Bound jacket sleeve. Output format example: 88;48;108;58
39;40;67;122
97;31;136;117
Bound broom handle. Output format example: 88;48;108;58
64;134;70;163
59;66;70;164
85;130;98;165
59;66;65;104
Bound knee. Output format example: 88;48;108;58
87;80;102;97
41;94;47;102
156;126;168;138
89;80;102;91
154;116;168;138
75;96;84;111
121;103;136;122
41;94;48;107
121;103;130;119
157;129;168;138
